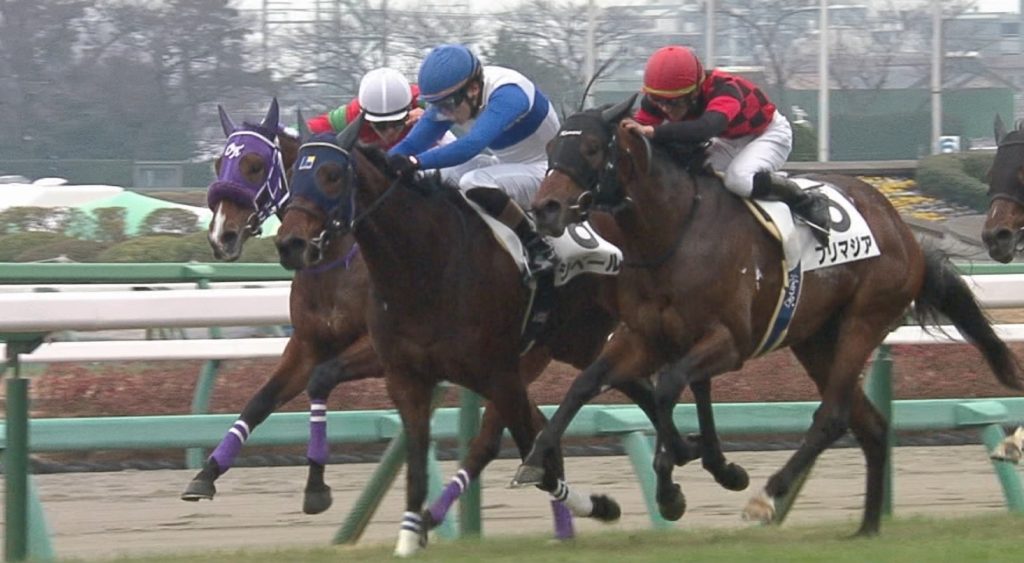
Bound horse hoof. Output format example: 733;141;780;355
393;528;425;557
589;494;621;522
302;484;333;515
180;479;215;501
510;464;544;488
741;492;776;525
657;483;686;521
717;463;750;492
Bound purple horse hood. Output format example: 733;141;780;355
207;129;289;224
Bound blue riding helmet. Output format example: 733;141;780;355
418;44;481;103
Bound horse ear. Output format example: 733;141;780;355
618;125;653;180
296;109;311;142
995;115;1007;144
218;105;237;136
260;97;281;137
601;93;638;124
336;112;365;151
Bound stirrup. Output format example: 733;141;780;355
525;239;556;277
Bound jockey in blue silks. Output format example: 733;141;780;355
387;44;560;276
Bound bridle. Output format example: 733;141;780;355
545;110;699;269
988;135;1024;207
210;129;290;237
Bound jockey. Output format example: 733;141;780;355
306;67;430;149
623;45;831;244
386;44;560;277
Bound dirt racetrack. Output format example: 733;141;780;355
12;444;1020;561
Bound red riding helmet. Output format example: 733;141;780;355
642;46;705;98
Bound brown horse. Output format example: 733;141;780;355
182;99;380;516
980;115;1024;263
206;98;299;261
513;98;1024;536
284;121;744;555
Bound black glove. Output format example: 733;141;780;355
386;154;420;178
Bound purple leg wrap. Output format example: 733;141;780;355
210;420;250;474
551;500;575;540
307;401;329;465
429;469;471;523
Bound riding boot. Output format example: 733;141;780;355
466;187;556;277
752;171;831;246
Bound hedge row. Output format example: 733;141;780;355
0;231;280;263
914;151;994;212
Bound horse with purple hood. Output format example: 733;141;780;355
183;98;382;515
206;98;294;261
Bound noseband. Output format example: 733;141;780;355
547;119;629;216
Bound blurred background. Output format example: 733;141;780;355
0;0;1021;181
0;0;1019;261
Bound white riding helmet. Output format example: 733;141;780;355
358;68;413;122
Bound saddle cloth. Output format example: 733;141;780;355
743;178;881;356
463;195;622;287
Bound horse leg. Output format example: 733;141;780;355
644;326;749;519
513;333;655;488
647;363;690;521
388;374;435;557
303;335;382;514
496;377;621;527
847;386;887;536
181;339;313;501
424;402;504;530
690;379;750;491
743;321;881;529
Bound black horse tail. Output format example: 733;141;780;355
913;250;1024;391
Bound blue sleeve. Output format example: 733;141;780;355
413;85;530;170
388;111;452;157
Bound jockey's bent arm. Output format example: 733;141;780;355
397;85;530;171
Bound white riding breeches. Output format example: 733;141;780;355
706;111;793;198
447;158;548;210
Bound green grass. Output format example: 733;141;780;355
70;513;1024;563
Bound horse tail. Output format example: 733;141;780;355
913;250;1024;391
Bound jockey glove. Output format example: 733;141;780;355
386;154;420;178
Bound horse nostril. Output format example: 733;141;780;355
220;230;239;248
994;228;1014;244
275;236;306;258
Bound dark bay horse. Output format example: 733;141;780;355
182;99;380;516
514;98;1024;536
977;115;1024;463
980;115;1024;263
283;121;740;555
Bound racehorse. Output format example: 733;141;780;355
513;97;1024;536
980;115;1024;263
281;119;746;555
182;99;380;516
978;115;1024;463
206;98;298;261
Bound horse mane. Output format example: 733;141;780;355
240;120;278;140
658;141;714;177
353;144;463;201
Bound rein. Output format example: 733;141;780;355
349;175;404;230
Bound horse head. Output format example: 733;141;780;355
532;94;652;236
981;115;1024;263
275;113;363;271
207;98;296;261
